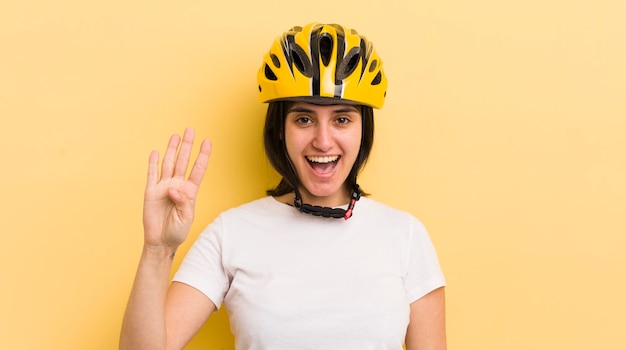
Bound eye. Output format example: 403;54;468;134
335;116;351;125
295;116;313;125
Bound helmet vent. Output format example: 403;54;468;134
319;34;333;66
264;64;278;81
371;71;382;85
369;59;378;72
290;44;313;77
270;54;281;68
336;47;361;80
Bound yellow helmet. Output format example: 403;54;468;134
257;23;388;109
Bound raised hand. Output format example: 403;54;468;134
142;128;212;251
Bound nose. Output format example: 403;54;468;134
311;123;332;151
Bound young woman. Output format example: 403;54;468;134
120;23;446;350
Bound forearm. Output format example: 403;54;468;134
120;245;176;350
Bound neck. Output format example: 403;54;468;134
298;185;351;207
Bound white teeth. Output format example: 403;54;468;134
307;155;339;163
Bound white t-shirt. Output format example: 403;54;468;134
173;196;445;349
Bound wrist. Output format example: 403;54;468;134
142;244;177;261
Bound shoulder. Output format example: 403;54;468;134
357;197;420;222
355;197;429;235
219;196;286;216
214;196;297;228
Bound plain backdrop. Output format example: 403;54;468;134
1;0;625;349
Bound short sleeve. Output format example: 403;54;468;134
172;216;230;309
404;216;446;303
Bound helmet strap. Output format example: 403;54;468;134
293;184;362;220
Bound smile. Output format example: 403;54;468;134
306;155;340;163
306;155;340;174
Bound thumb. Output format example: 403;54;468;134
168;187;184;204
168;188;193;220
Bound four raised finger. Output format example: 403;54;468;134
160;133;182;180
173;128;195;178
146;150;160;187
188;138;212;187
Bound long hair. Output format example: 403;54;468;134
264;101;375;196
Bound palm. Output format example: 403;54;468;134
142;128;212;249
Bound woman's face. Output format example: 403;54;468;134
284;102;362;207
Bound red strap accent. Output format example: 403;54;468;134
344;208;353;220
344;198;357;220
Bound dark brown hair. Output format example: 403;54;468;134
264;101;375;196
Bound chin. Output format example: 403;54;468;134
301;182;348;203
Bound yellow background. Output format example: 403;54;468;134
1;0;625;349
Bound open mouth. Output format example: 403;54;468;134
306;155;340;174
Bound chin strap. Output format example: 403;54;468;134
293;184;362;220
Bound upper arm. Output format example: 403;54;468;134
405;287;447;350
164;281;217;350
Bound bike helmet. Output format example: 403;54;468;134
257;22;388;109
